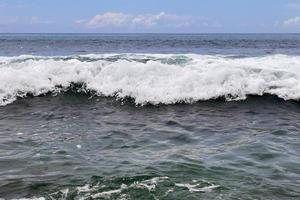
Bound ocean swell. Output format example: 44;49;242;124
1;54;300;106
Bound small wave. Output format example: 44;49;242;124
175;181;220;193
11;177;219;200
1;53;300;106
9;198;45;200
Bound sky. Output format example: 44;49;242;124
0;0;300;33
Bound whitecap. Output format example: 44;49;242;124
175;182;220;193
1;54;300;106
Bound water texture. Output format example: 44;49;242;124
0;34;299;199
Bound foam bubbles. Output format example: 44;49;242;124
175;182;220;192
1;54;300;106
13;177;219;199
11;198;45;200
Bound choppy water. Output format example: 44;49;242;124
0;34;300;200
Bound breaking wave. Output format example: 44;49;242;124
1;53;300;106
10;177;220;200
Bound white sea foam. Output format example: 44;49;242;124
11;198;45;200
12;177;218;199
1;54;300;106
73;176;168;199
175;182;220;192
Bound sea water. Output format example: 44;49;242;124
0;34;299;199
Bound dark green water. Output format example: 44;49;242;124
0;93;299;199
1;34;300;199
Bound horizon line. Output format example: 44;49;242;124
1;32;300;34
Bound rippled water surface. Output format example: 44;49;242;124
0;34;300;199
1;33;300;56
0;94;299;199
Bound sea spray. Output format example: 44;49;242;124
1;54;300;106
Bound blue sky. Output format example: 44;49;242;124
0;0;300;33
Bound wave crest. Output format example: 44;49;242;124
1;54;300;106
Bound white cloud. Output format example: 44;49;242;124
29;16;51;24
79;11;199;29
86;12;131;27
132;12;168;26
75;19;85;24
0;16;52;25
283;16;300;27
131;12;193;27
287;2;300;11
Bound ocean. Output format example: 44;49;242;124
0;34;299;199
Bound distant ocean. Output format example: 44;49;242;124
0;34;299;199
